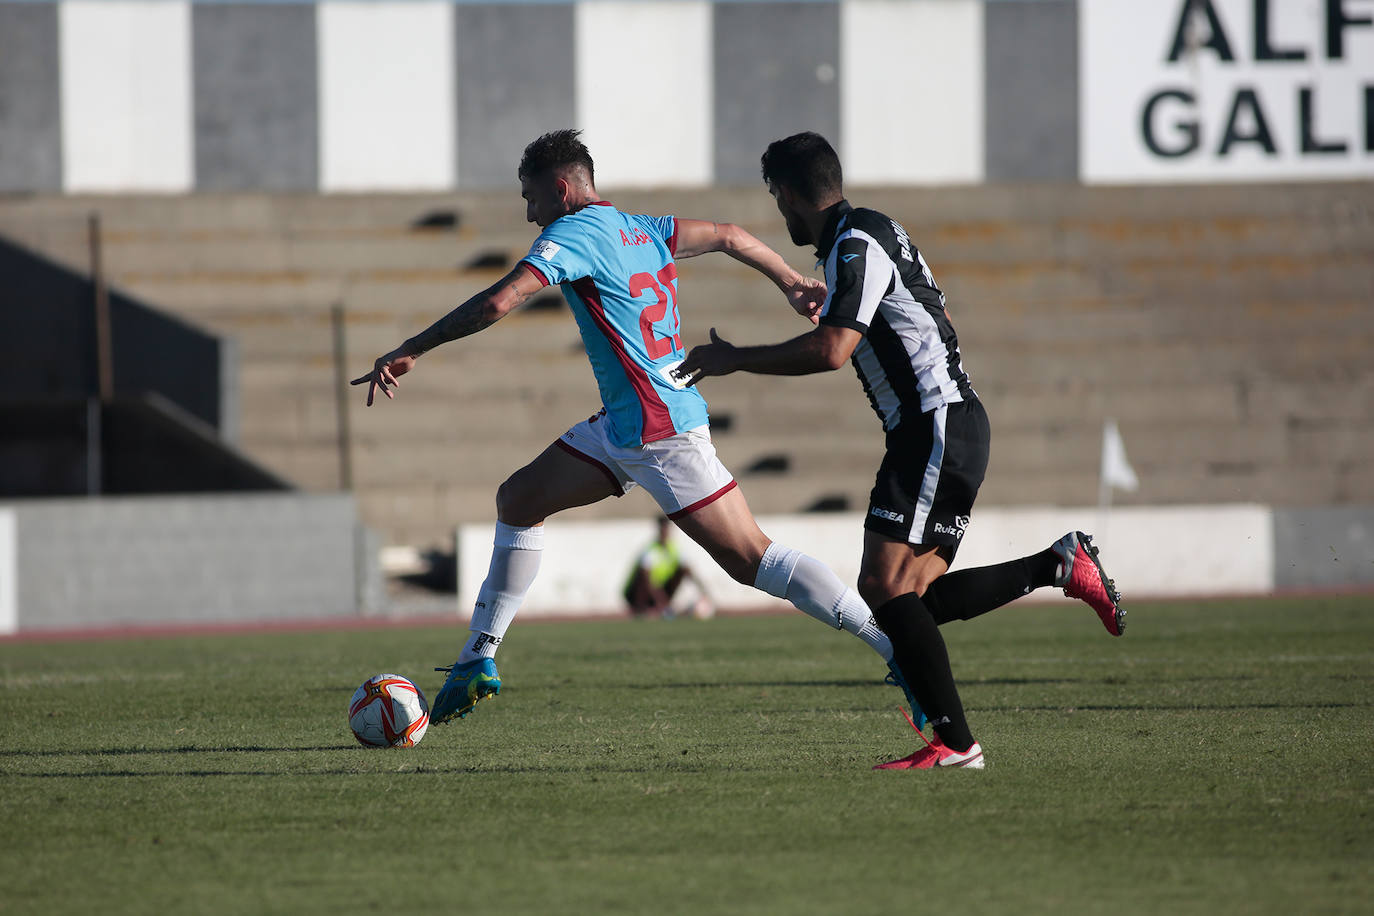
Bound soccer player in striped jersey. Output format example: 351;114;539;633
353;130;901;726
676;132;1125;770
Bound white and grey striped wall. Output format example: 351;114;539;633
0;0;1370;193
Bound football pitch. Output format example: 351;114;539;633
2;596;1370;915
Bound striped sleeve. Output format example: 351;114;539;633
820;236;873;332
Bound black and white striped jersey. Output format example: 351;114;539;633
816;200;975;431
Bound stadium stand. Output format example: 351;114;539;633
1;182;1370;550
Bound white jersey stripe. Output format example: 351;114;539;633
817;201;975;430
850;227;897;328
910;404;948;543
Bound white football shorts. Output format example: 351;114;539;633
557;412;737;519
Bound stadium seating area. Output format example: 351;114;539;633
2;182;1370;548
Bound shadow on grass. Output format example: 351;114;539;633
625;672;1281;691
626;678;885;690
6;762;732;778
965;675;1259;685
0;744;356;758
971;701;1367;712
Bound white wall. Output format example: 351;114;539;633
3;494;365;633
59;0;192;192
317;1;455;191
841;0;985;185
457;504;1276;619
952;504;1275;599
0;509;15;636
575;1;713;188
1081;0;1374;183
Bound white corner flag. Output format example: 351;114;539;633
1101;418;1139;493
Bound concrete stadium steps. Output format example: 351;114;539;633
8;184;1366;315
36;228;1365;315
0;190;513;235
201;303;586;362
4;181;1371;547
965;332;1374;387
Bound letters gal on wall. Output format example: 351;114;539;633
1081;0;1374;182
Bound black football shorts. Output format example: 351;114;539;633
864;399;990;556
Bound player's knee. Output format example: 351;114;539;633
858;568;936;607
717;552;756;586
495;474;541;527
709;542;767;586
857;569;916;607
857;574;891;609
910;568;941;596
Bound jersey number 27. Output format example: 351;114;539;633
630;264;683;360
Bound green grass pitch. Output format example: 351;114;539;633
2;596;1371;915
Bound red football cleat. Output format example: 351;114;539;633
874;706;986;770
874;736;984;770
1052;531;1125;636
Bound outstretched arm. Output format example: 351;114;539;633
350;265;545;406
674;323;862;387
673;219;825;323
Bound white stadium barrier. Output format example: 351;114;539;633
0;508;15;636
457;504;1278;620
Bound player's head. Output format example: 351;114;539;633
656;516;673;541
519;129;597;228
760;132;844;246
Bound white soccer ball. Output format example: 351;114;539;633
349;673;430;748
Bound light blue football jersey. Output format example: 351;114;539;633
520;202;709;448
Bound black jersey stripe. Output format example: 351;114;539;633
819;202;975;428
862;310;926;429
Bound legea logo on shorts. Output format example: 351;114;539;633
870;506;905;523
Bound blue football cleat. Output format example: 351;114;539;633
884;660;928;731
431;658;502;724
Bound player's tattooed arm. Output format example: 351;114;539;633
405;298;500;355
350;265;544;406
406;265;545;354
673;218;727;258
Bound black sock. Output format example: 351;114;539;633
873;593;974;751
923;548;1061;625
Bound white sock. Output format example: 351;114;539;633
459;521;544;663
752;542;893;662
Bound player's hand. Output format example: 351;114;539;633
784;275;826;325
350;347;418;406
674;328;738;387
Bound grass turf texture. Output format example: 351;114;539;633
1;596;1370;915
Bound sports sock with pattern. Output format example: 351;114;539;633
922;549;1060;625
459;521;544;663
874;592;975;752
753;542;893;661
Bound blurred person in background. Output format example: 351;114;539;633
623;516;715;619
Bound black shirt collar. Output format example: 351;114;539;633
813;199;853;262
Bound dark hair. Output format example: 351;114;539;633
760;132;843;204
519;129;595;183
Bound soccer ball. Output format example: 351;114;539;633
348;674;429;748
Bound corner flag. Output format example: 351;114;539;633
1101;418;1139;493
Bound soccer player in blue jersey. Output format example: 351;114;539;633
354;130;908;726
